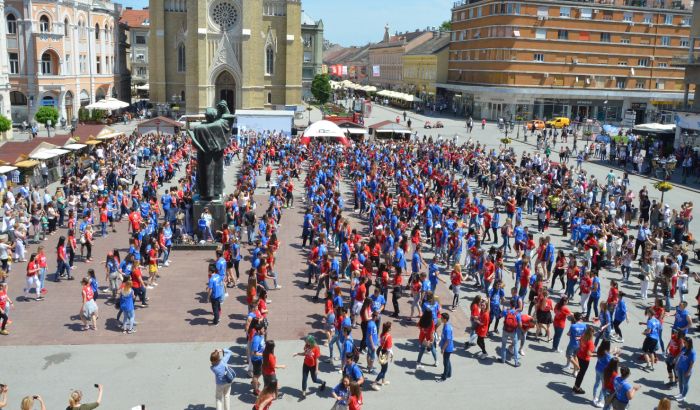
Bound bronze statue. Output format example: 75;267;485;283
188;100;235;201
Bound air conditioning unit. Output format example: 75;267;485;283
648;23;654;27
630;67;636;76
629;22;635;26
575;76;580;83
572;58;578;65
544;72;549;78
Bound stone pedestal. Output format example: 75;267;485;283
193;199;226;241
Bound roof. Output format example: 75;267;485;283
370;30;432;50
406;34;450;56
235;110;295;117
0;135;73;164
56;124;112;141
324;45;370;65
301;11;317;26
137;116;183;128
120;9;150;28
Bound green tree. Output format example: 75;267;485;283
439;21;452;32
0;115;11;140
311;74;332;104
34;106;59;125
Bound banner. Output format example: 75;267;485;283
321;64;328;74
372;65;380;77
342;66;348;76
329;65;338;76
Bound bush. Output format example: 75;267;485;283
78;108;90;122
0;115;11;133
34;106;59;125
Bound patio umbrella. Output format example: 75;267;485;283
85;97;130;110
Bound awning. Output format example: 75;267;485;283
14;160;40;168
0;165;17;174
376;129;412;134
85;140;103;145
64;143;88;150
136;84;149;91
342;128;368;135
674;113;700;131
30;148;71;160
96;132;122;140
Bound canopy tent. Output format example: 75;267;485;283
137;116;184;135
299;120;351;146
0;165;17;174
95;126;124;140
30;148;70;160
85;97;130;111
14;160;39;168
84;140;103;145
374;123;412;134
633;123;676;133
63;143;88;151
376;90;421;102
674;112;700;131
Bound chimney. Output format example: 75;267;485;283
383;24;390;42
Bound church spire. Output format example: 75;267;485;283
383;24;389;42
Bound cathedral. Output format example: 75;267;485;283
149;0;303;113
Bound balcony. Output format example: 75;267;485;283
452;0;689;10
671;52;700;67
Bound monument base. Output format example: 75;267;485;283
193;199;226;242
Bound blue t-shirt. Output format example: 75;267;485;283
676;348;696;373
366;320;379;348
370;294;386;312
568;322;587;348
646;317;661;340
250;334;265;362
673;308;690;332
613;376;632;404
208;273;224;300
441;323;455;353
595;352;612;373
343;362;363;382
119;290;135;312
613;299;627;322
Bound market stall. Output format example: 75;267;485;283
368;120;413;141
137;116;184;136
299;120;351;146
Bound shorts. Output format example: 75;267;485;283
149;264;157;274
82;299;98;318
367;347;376;360
536;310;552;325
352;300;362;316
252;360;263;377
642;336;658;354
226;261;233;269
263;373;277;387
565;343;577;358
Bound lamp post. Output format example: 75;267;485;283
46;119;52;138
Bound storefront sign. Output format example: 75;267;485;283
630;103;647;110
575;100;593;105
372;65;380;77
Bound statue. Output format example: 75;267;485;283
188;101;235;201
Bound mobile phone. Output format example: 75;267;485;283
94;384;99;388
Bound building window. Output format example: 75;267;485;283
621;37;630;44
559;6;570;18
579;8;592;20
623;12;633;22
451;31;456;41
665;14;673;25
643;13;652;24
265;45;274;75
617;60;628;66
469;8;474;18
658;62;667;68
267;92;272;104
660;36;670;46
96;56;101;74
64;19;70;37
135;35;146;45
600;32;611;42
507;3;520;15
616;79;626;89
557;30;568;40
681;16;690;26
65;54;71;74
637;58;649;67
477;6;482;17
533;53;544;62
636;80;645;89
602;10;613;20
680;38;690;47
7;14;17;35
535;29;546;40
656;80;665;89
40;52;54;74
177;43;186;72
137;67;147;76
303;51;312;63
39;15;50;32
9;53;18;74
136;53;145;62
579;32;590;41
537;6;548;17
95;23;100;39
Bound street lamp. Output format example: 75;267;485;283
46;119;52;138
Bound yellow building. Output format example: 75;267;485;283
402;33;450;104
149;0;303;114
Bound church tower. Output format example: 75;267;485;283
149;0;302;114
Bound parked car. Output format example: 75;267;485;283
435;121;444;128
525;120;546;131
546;117;571;129
424;121;433;129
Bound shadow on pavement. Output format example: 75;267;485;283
546;381;589;405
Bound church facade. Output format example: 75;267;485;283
149;0;303;114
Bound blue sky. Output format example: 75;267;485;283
121;0;453;46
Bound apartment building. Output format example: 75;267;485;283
301;11;323;100
120;7;149;94
5;0;123;124
403;33;450;105
369;26;434;89
442;0;693;123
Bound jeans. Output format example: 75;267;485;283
122;309;135;331
678;370;690;397
301;364;324;392
329;332;341;360
552;326;565;351
501;331;519;365
101;222;107;237
376;361;389;382
565;279;576;299
211;296;222;324
39;267;47;290
416;343;437;365
593;370;604;403
55;260;68;280
585;296;600;321
441;351;452;380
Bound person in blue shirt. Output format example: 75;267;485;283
341;326;355;362
250;323;266;395
500;307;521;367
331;376;351;407
612;292;628;343
342;353;364;385
210;348;235;409
612;366;640;408
207;263;225;325
565;313;587;371
365;311;379;374
675;337;695;402
641;307;661;371
119;278;136;333
671;301;693;336
592;341;614;407
438;313;455;381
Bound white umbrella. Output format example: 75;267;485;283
85;97;129;110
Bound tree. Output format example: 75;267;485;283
439;21;452;32
34;106;59;125
0;115;10;140
311;74;331;104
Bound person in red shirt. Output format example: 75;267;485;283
450;264;464;310
80;277;98;331
552;296;572;352
352;277;367;326
535;289;554;342
348;382;363;410
606;280;620;311
36;246;48;294
0;282;12;335
261;340;286;398
475;299;490;357
294;335;326;396
128;209;142;234
24;253;42;301
372;321;393;390
131;263;148;307
391;271;403;318
572;326;596;394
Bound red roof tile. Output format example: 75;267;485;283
120;9;149;28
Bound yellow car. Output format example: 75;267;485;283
546;117;571;129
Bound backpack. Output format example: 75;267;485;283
504;310;518;333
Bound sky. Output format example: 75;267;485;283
120;0;454;46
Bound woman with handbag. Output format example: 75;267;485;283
415;309;437;369
210;348;235;410
371;322;393;391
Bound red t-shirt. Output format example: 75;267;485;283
131;268;143;288
129;212;142;231
577;339;594;361
553;305;571;329
37;253;47;268
82;285;94;301
470;304;481;320
450;270;462;286
476;311;490;337
262;354;276;376
607;287;619;305
303;345;321;367
0;290;7;309
325;299;333;315
348;395;363;410
258;299;268;317
354;284;366;302
580;276;592;294
26;261;38;277
604;371;618;392
418;322;435;343
519;266;530;289
380;333;393;350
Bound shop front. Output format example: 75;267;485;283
472;94;533;121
